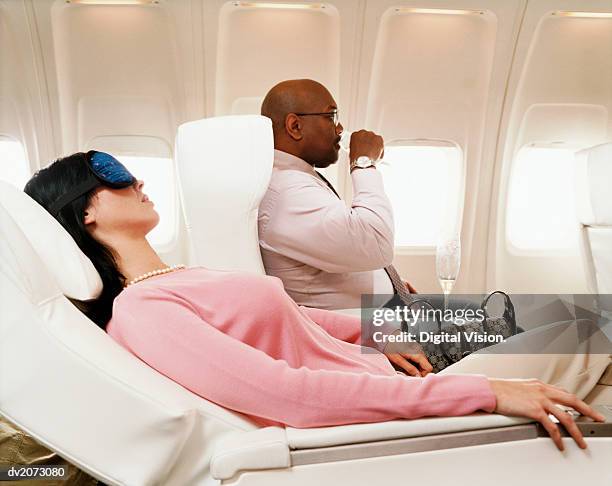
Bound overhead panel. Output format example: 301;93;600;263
366;7;497;144
51;1;182;152
513;11;612;147
215;1;340;115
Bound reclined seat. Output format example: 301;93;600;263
0;181;256;485
0;118;610;485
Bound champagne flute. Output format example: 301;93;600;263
436;235;461;311
339;130;352;152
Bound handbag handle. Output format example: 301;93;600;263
480;290;517;335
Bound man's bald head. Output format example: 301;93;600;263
261;79;342;167
261;79;332;133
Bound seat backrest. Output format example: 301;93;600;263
574;143;612;294
175;115;274;274
0;183;256;486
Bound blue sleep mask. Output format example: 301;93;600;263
48;151;136;216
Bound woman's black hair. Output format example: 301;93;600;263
24;152;126;330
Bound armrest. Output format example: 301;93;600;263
211;427;290;481
210;414;534;480
285;413;532;449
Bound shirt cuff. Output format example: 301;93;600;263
350;166;385;192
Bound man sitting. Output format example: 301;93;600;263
259;78;414;310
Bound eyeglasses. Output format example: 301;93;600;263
294;110;339;126
49;151;136;216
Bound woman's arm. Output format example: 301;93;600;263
299;306;402;353
299;306;362;344
110;287;495;428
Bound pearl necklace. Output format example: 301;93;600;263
126;264;186;287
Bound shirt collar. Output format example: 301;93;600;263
273;150;317;176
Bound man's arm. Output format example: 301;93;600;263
260;168;394;273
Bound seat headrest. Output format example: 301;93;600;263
575;142;612;225
0;181;102;300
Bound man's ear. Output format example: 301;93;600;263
285;114;303;141
83;207;96;226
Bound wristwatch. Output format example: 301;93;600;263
350;156;377;172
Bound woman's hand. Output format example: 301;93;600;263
384;341;433;377
489;378;606;450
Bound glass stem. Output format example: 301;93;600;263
439;278;455;313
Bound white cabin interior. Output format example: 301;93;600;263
2;0;611;295
1;2;612;486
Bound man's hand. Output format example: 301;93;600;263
404;281;418;294
489;378;606;451
349;130;384;164
384;340;433;377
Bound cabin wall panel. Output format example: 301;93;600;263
203;0;365;187
7;0;610;294
0;11;25;142
0;0;53;174
491;0;612;293
366;9;496;140
26;0;194;262
353;0;526;293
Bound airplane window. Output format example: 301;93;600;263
115;155;176;248
379;144;463;247
0;137;30;189
506;147;579;251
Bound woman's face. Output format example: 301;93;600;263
84;179;159;240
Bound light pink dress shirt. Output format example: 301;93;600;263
107;267;496;428
258;150;395;310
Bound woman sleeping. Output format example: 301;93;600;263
24;150;604;450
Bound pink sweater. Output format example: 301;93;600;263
107;267;496;427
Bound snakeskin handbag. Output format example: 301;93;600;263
407;291;521;373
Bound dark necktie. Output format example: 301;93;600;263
314;170;412;303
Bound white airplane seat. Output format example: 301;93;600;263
575;142;612;296
175;115;274;274
573;142;612;407
0;182;257;486
1;179;611;485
